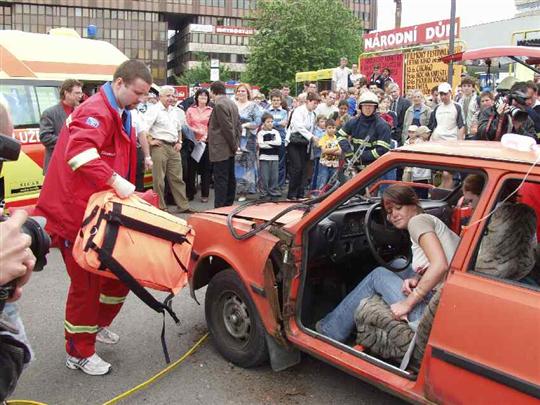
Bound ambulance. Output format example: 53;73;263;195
0;29;129;207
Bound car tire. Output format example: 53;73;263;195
205;268;269;368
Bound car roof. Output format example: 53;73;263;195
397;140;540;167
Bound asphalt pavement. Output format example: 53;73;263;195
12;193;404;405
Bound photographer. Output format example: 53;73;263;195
478;82;536;142
524;81;540;133
0;100;35;401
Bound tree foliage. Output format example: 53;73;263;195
244;0;363;92
175;53;232;86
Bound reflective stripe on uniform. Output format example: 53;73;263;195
373;140;391;149
64;320;99;334
371;149;380;159
99;293;127;305
68;148;100;171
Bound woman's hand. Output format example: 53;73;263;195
401;278;419;296
390;300;413;322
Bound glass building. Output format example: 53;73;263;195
0;0;377;84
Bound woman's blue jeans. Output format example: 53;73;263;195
317;260;427;342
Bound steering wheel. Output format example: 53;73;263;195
364;202;412;272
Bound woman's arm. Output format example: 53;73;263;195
391;231;448;320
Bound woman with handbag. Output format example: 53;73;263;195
286;92;321;200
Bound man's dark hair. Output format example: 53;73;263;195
326;118;336;127
60;79;82;100
525;80;538;94
113;60;152;85
461;77;476;87
269;89;282;100
338;99;349;108
281;84;290;89
306;92;321;102
210;81;226;95
261;112;273;123
431;85;439;94
194;88;211;106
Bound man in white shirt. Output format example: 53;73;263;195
349;64;363;85
332;57;352;92
429;82;465;141
315;91;338;118
144;85;192;212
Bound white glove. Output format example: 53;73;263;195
109;173;135;198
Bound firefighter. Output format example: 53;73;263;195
337;91;392;171
34;60;152;375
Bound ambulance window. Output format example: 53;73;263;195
0;84;40;128
35;86;60;114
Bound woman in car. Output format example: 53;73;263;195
316;184;460;343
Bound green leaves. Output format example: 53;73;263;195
244;0;363;92
175;53;232;86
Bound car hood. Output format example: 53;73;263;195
204;201;309;227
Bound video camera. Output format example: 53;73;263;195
0;134;51;311
495;89;530;123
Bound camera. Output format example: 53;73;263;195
0;134;51;308
507;105;529;123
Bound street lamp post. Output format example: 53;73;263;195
448;0;457;86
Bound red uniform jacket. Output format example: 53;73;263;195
35;85;137;242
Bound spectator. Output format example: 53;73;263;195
524;81;540;133
369;65;382;87
208;81;242;208
39;79;83;173
178;83;201;111
428;82;465;142
307;82;318;94
428;82;465;188
426;85;439;109
454;85;463;103
337;91;392;172
145;85;192;213
402;90;432;145
286;92;320;200
332;57;351;92
315;90;338;118
402;125;432;198
330;99;352;129
267;89;288;189
347;88;358;116
377;67;394;90
387;83;411;141
469;91;494;139
348;63;364;87
337;88;348;101
185;88;213;203
253;90;270;110
316;119;341;190
234;83;262;202
310;114;327;191
132;95;153;191
281;84;294;108
458;77;478;138
257;112;282;200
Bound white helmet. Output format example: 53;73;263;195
358;91;379;106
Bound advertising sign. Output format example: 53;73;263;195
404;47;462;95
359;53;404;91
363;18;460;52
173;85;189;101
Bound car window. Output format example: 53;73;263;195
35;86;60;115
0;84;59;128
468;178;540;290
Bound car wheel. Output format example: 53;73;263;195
205;268;269;368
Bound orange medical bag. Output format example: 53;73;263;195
73;190;196;361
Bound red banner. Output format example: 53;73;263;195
359;54;404;92
173;85;189;101
363;18;460;52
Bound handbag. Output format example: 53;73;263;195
289;131;309;146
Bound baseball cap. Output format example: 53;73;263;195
438;82;452;93
407;125;419;132
416;126;431;137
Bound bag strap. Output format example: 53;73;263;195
105;203;190;245
90;242;179;363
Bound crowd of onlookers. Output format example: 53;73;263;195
40;59;540;210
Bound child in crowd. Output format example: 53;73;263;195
310;115;326;190
257;112;282;199
268;89;288;188
317;119;341;190
403;125;431;198
331;100;351;129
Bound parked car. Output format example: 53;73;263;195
187;140;540;404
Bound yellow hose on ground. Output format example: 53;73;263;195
7;332;209;405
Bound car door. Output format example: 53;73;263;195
421;174;540;404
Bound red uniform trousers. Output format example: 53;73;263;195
60;241;129;358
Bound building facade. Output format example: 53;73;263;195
0;0;377;84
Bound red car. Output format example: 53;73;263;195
187;141;540;404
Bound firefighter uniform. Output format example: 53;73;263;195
35;83;136;358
